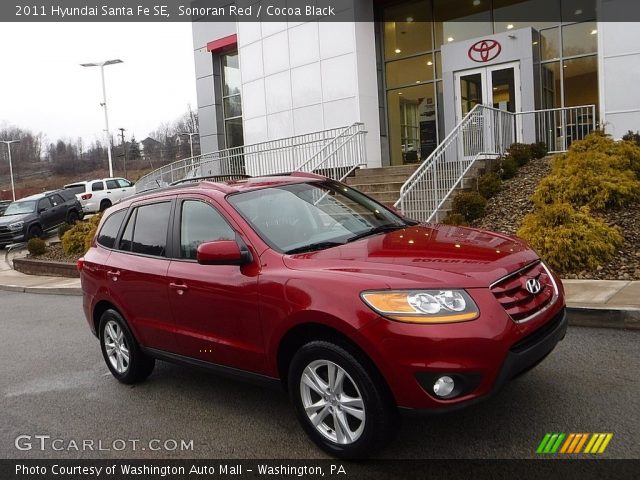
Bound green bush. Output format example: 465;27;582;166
517;203;623;273
451;191;487;222
622;130;640;147
441;213;468;226
492;155;519;179
58;223;73;240
27;237;47;256
530;142;549;159
532;151;640;211
507;143;533;166
476;173;501;199
568;131;640;175
62;214;102;256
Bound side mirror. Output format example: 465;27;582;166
38;208;46;214
196;240;251;266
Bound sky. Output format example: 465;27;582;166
0;22;197;145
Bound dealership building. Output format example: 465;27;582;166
190;0;639;174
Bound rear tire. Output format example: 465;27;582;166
99;309;155;384
288;341;397;458
67;211;79;224
27;225;42;240
99;200;112;212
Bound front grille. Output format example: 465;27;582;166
490;261;557;322
510;308;565;353
0;226;10;234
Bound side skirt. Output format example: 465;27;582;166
141;347;283;390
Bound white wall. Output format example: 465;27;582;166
598;2;640;138
236;1;382;167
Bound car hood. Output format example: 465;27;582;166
282;224;539;288
0;213;31;225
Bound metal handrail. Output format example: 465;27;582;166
394;104;596;223
135;124;367;193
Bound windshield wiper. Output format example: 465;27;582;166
346;224;406;243
285;241;345;255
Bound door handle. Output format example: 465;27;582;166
107;270;121;282
169;282;188;295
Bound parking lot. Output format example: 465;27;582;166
1;290;638;459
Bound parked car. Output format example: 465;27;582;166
0;190;83;247
79;173;567;458
0;200;11;216
64;177;135;213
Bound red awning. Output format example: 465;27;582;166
207;34;238;53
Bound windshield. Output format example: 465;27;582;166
3;201;36;216
228;181;411;254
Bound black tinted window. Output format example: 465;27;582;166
50;194;65;206
131;202;171;257
118;210;136;251
106;180;119;189
92;182;104;192
97;210;127;249
180;201;235;260
38;197;52;211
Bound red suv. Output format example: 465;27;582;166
80;173;567;458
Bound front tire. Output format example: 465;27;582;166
27;225;42;240
99;309;155;384
288;341;397;458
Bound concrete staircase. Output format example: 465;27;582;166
344;165;419;206
345;160;490;217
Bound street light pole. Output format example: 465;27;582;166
81;59;123;178
179;132;199;159
0;140;20;201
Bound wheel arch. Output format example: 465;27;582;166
275;320;396;404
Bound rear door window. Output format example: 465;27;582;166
130;202;172;257
97;209;127;249
50;194;65;207
180;200;235;260
92;182;105;192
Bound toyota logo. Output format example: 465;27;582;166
468;40;502;63
525;278;543;295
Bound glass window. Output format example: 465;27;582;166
117;179;132;188
562;21;598;57
561;0;596;22
180;201;235;260
563;56;598;108
221;51;244;149
118;210;136;252
97;209;127;249
386;54;434;88
539;27;560;60
130;202;171;257
106;180;119;190
222;52;241;97
38;197;52;211
50;194;65;206
92;182;104;192
225;118;244;149
493;0;560;32
387;83;437;166
433;0;491;48
383;0;433;58
541;61;561;108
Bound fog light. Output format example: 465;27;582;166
433;376;455;397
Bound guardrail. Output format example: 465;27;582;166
135;124;367;193
394;104;596;223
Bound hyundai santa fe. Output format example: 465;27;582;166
79;172;567;458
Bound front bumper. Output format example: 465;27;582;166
0;230;26;246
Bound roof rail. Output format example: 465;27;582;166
170;174;251;186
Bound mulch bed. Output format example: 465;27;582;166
29;243;81;264
472;158;640;281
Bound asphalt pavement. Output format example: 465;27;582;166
1;290;638;460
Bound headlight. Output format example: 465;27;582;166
361;290;479;324
8;221;24;232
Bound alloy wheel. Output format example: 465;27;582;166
299;360;366;445
103;320;130;374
